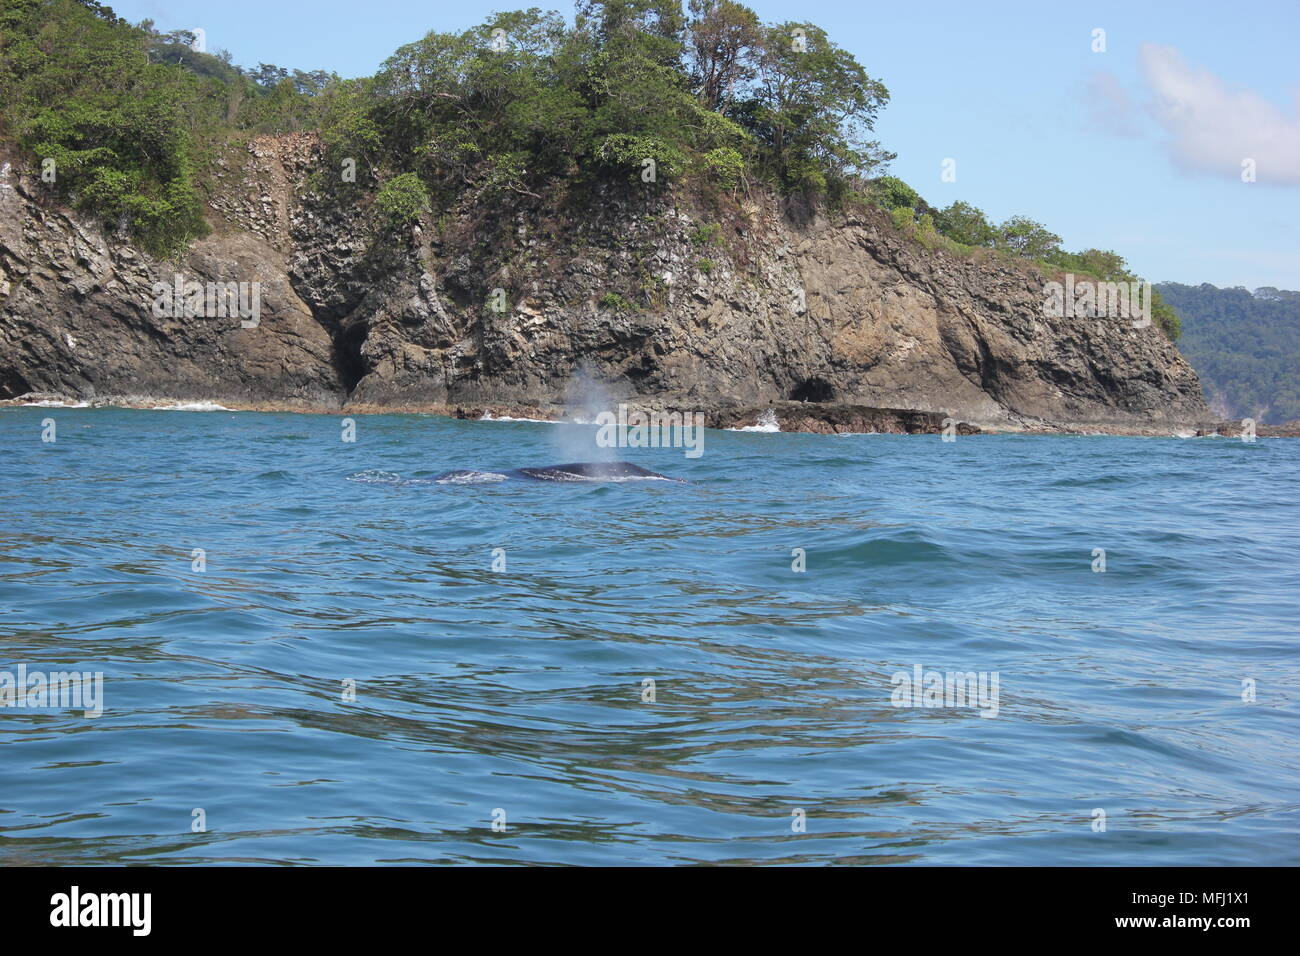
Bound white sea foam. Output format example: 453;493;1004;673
152;402;232;411
346;470;405;485
21;399;90;408
479;412;558;424
729;409;781;433
435;470;508;484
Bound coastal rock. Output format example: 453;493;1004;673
709;402;982;435
0;147;343;408
0;135;1212;433
1196;419;1300;439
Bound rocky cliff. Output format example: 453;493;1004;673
0;134;1212;433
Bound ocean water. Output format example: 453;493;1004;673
1;406;1297;866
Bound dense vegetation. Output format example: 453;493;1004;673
0;0;892;251
1156;283;1300;423
0;0;348;253
0;0;1176;340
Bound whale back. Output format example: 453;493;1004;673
431;461;676;483
511;461;671;481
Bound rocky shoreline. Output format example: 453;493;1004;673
6;391;1296;438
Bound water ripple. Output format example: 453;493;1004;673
0;408;1297;864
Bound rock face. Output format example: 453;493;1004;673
0;150;342;408
0;135;1212;432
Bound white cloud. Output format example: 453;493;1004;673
1139;44;1300;186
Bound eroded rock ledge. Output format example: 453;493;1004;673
7;389;1292;438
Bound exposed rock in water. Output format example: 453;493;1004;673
708;402;982;435
0;135;1213;434
1196;419;1300;439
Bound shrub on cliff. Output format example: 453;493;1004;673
373;173;430;227
890;206;915;232
595;133;688;181
599;291;633;311
1046;247;1130;280
869;176;926;214
1151;292;1182;341
699;146;746;189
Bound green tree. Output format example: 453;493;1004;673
576;0;685;67
685;0;761;112
995;215;1061;260
935;200;995;246
736;22;892;192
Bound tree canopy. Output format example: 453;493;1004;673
0;0;1198;339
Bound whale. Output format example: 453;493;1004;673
433;461;678;484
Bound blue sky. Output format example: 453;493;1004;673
111;0;1299;289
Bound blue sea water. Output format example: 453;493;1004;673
0;406;1297;866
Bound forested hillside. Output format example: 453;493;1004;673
1156;283;1300;424
0;0;1183;337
